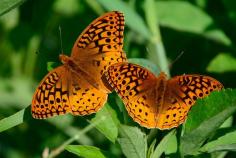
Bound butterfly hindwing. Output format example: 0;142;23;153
32;66;70;119
32;66;107;119
156;74;223;129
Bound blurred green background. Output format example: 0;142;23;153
1;0;236;157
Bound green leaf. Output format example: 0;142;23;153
90;103;119;143
200;128;236;153
66;145;112;158
0;0;25;16
150;130;176;158
47;62;60;71
207;53;236;73
0;106;30;133
164;131;178;155
155;1;231;46
117;125;147;158
147;139;156;158
180;89;236;156
96;0;151;40
53;0;79;16
128;58;160;75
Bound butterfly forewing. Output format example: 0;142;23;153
72;11;126;92
72;11;125;58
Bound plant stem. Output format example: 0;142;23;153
46;116;106;158
144;0;170;77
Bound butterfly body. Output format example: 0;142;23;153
59;54;100;89
104;63;223;129
32;11;127;119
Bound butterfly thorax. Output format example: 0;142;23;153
59;54;100;89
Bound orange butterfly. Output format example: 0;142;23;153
31;11;127;119
104;63;223;129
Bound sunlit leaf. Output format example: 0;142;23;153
117;125;147;158
155;1;231;46
66;145;113;158
200;127;236;153
207;53;236;73
90;103;119;143
150;130;176;158
96;0;151;40
0;106;30;133
0;0;25;16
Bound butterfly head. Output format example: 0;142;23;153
59;54;70;64
158;71;168;79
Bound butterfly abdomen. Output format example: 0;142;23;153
154;72;168;126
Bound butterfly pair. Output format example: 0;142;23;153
31;11;223;130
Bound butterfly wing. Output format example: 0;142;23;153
156;74;223;129
71;11;127;93
31;66;107;119
104;63;159;128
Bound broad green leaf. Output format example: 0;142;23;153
117;125;147;158
0;8;19;30
90;103;119;143
128;58;160;75
155;1;231;46
180;89;236;156
0;0;25;16
66;145;112;158
200;128;236;153
207;53;236;73
150;130;176;158
164;131;178;155
0;106;30;132
96;0;151;40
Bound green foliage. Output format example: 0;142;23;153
155;1;231;46
90;103;119;143
117;125;147;158
207;53;236;73
150;130;176;158
0;107;27;132
1;0;236;158
66;145;113;158
0;0;25;16
199;128;236;153
181;89;236;156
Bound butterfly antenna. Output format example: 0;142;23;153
169;51;184;69
59;25;64;54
